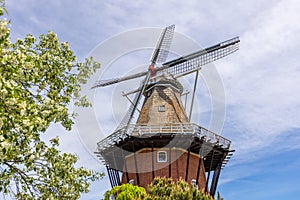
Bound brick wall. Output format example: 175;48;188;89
121;148;206;190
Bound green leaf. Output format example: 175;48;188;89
0;2;103;199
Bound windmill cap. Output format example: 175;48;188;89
147;77;183;94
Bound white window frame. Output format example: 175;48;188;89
157;151;167;162
158;105;166;112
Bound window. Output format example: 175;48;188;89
158;105;166;112
157;151;167;162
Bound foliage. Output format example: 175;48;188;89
0;1;102;199
146;177;214;200
104;184;147;200
104;178;214;200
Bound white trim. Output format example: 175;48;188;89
157;151;167;162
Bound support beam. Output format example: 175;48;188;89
132;141;140;186
122;91;141;112
106;166;113;188
210;166;221;196
210;152;226;196
181;90;190;109
196;156;202;185
185;145;191;182
189;70;199;121
112;169;117;186
116;170;121;186
121;147;129;183
125;72;151;129
112;151;118;170
109;168;118;187
205;149;215;192
169;145;172;178
152;141;155;179
111;152;121;186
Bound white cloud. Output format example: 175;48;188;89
217;0;300;157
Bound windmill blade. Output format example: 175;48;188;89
92;36;239;89
156;37;240;77
92;25;175;89
150;24;175;65
92;71;148;88
115;70;152;131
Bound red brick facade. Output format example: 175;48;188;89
122;148;207;190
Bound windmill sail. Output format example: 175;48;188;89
158;37;240;77
115;71;151;131
92;37;239;89
92;71;147;89
150;24;175;65
92;25;175;89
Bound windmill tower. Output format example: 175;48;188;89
94;25;238;196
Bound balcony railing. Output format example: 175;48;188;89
97;123;231;150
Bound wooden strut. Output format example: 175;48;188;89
182;90;190;110
152;141;155;179
112;169;117;186
125;72;151;130
112;151;120;186
109;167;117;187
196;144;203;185
112;169;118;187
112;151;118;171
205;149;215;192
132;140;140;186
116;169;121;186
210;152;226;196
108;168;114;187
210;164;221;196
106;166;113;188
189;69;199;121
185;145;191;182
169;145;172;178
121;146;129;183
122;91;141;113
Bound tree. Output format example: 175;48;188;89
146;177;214;200
104;178;214;200
104;184;147;200
0;1;102;199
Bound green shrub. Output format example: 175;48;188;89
104;183;147;200
104;177;214;200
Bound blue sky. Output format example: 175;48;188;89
3;0;300;199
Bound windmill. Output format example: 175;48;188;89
94;25;238;196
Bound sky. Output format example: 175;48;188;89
3;0;300;199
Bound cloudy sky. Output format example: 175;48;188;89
3;0;300;199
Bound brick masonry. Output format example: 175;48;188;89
121;148;207;190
